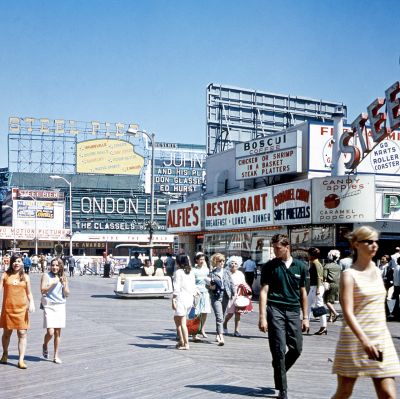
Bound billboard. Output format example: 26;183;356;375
77;139;144;175
273;180;311;225
235;131;303;180
308;123;400;175
13;200;65;230
204;187;273;231
311;175;376;224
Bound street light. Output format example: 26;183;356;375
126;126;156;260
23;195;38;255
2;205;17;254
50;175;73;257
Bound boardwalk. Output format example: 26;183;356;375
1;273;399;399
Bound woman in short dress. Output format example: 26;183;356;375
172;254;197;350
223;256;246;337
192;252;211;340
0;255;35;369
41;257;69;364
332;226;400;398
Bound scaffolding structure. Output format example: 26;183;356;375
207;83;347;155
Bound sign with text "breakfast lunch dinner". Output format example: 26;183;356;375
204;187;273;231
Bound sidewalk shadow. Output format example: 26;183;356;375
185;384;275;397
130;343;172;349
90;294;118;299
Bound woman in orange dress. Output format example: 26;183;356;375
0;255;35;369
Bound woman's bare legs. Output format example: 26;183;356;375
372;377;396;399
331;375;357;399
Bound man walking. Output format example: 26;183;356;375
258;234;309;399
243;256;257;289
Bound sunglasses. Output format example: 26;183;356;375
358;240;379;245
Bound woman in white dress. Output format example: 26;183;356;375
192;253;211;340
223;256;246;337
41;258;69;364
172;254;197;350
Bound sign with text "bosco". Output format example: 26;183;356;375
235;130;302;180
311;175;375;224
204;187;273;231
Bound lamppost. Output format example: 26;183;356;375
50;175;73;257
2;205;16;253
23;195;38;255
126;127;156;260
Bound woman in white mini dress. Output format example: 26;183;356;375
172;254;197;350
41;258;69;364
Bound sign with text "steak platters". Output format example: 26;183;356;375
204;187;273;230
235;130;303;180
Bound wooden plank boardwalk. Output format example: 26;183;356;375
1;273;399;399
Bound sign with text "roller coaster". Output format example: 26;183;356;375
235;130;303;180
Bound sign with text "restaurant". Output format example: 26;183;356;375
204;188;273;231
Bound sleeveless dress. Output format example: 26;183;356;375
193;265;211;314
333;267;400;377
41;273;66;328
0;274;29;330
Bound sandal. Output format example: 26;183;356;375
177;345;189;350
42;345;48;359
0;352;8;364
53;357;62;364
18;360;27;369
201;332;208;338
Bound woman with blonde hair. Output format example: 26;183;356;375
208;253;235;346
331;226;400;399
41;257;69;364
0;255;35;369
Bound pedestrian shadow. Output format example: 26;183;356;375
6;354;44;365
185;384;276;397
130;343;172;349
90;294;118;299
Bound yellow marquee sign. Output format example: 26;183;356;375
77;139;144;175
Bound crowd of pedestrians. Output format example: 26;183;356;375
1;227;400;398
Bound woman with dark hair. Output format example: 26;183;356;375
331;226;400;399
307;247;327;335
41;257;70;364
0;255;35;369
192;252;211;340
323;250;341;323
172;254;197;350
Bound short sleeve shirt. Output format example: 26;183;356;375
260;257;307;310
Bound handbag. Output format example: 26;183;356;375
311;306;328;317
234;295;251;308
186;304;202;335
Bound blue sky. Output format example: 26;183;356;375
0;0;399;168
